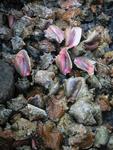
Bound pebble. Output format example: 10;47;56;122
7;95;27;111
94;126;110;148
69;100;102;125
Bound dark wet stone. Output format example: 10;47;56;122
103;109;113;125
0;104;12;125
0;60;14;103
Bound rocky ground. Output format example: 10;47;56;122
0;0;113;150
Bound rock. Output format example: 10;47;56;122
47;96;68;122
27;104;47;121
7;95;27;111
58;113;74;135
15;77;30;93
58;114;95;149
0;26;12;40
28;94;44;108
0;60;14;103
38;39;55;53
13;15;33;37
86;75;102;89
0;130;14;139
69;100;102;125
40;53;54;69
68;125;95;149
37;121;63;150
35;18;53;30
15;78;30;93
34;70;55;89
12;118;37;140
16;146;31;150
11;36;25;52
23;3;54;19
107;135;113;150
0;104;12;125
94;126;110;148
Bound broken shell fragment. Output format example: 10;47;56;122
55;48;72;75
14;50;31;77
64;77;77;98
74;57;96;76
8;15;15;29
65;27;82;49
84;30;100;44
44;25;64;43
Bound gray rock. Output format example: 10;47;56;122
87;75;102;89
0;26;12;40
69;100;102;125
12;118;37;140
34;70;55;89
40;53;54;69
15;77;30;92
0;60;14;103
107;135;113;150
27;104;47;121
7;95;27;111
94;126;110;148
11;36;25;52
23;3;54;19
13;15;32;37
0;104;12;125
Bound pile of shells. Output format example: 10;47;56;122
0;0;113;150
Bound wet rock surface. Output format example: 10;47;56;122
0;60;14;103
0;0;113;149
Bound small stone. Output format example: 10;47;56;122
40;53;54;69
96;94;111;111
0;130;14;139
0;104;12;125
94;126;110;148
68;126;95;149
7;95;27;111
28;94;44;108
34;70;55;89
107;135;113;150
27;104;47;121
35;18;53;30
11;36;25;52
47;96;68;122
12;118;37;140
58;113;74;135
0;60;14;103
16;146;31;150
69;100;102;125
37;121;63;150
0;26;12;40
13;15;32;37
23;3;54;19
38;40;55;53
87;75;102;89
15;77;30;93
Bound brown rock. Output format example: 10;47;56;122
0;130;15;139
37;121;63;150
47;96;68;121
97;95;111;111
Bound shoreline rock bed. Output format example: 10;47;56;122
0;0;113;150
